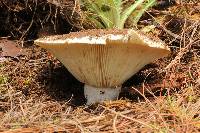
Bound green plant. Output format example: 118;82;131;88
81;0;156;29
0;75;7;85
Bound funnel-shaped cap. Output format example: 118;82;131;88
35;29;170;88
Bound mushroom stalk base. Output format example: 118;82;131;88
84;85;121;105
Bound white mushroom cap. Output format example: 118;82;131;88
35;29;170;88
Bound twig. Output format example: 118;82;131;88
131;87;169;130
19;0;38;47
113;114;118;133
100;105;154;130
165;22;199;70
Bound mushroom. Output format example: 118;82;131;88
34;29;170;105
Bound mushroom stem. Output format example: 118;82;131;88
84;85;121;105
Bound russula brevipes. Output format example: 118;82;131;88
35;29;170;105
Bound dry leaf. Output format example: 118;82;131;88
0;39;21;57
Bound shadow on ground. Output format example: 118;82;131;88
38;62;85;106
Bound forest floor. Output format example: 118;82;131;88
0;1;200;133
